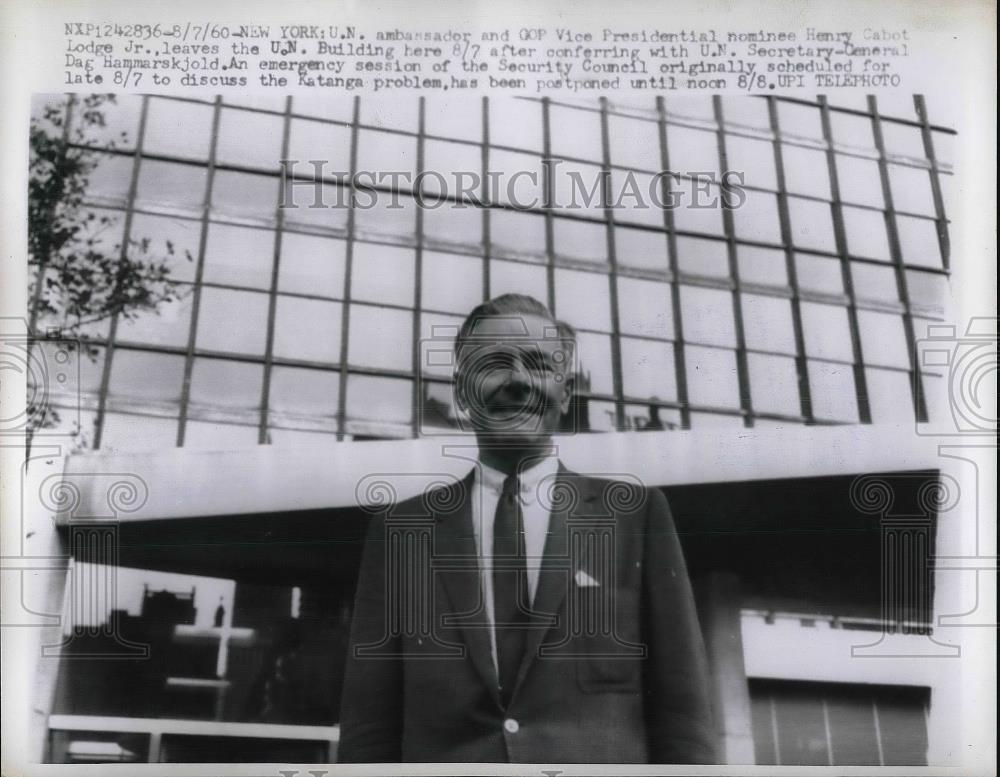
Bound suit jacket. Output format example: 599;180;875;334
338;465;717;764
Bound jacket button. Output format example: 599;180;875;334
503;718;519;733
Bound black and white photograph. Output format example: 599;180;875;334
1;2;995;775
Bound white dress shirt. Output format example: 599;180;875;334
470;455;560;673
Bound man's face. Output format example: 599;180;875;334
455;313;574;446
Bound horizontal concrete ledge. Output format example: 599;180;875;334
50;425;942;524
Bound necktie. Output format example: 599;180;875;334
493;473;528;708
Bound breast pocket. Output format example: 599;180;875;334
571;584;644;694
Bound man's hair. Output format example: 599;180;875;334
453;294;576;359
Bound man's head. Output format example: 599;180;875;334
453;294;576;450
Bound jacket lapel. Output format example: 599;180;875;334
433;471;501;706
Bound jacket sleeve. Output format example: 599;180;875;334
337;509;403;762
642;487;718;764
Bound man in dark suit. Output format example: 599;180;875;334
338;294;716;763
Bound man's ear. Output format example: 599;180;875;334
558;372;575;415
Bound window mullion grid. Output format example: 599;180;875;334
481;97;491;301
656;97;691;430
599;98;627;432
541;98;557;315
335;97;362;441
913;95;950;271
176;96;223;446
868;96;928;423
818;97;872;423
767;96;815;424
712;95;754;428
92;95;151;450
256;97;294;444
410;98;426;439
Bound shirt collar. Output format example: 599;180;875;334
476;454;560;504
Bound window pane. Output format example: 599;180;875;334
424;95;483;143
751;695;778;765
615;226;668;272
773;691;830;765
351;242;415;307
721;96;771;130
129;212;200;284
789;197;836;252
353;192;417;241
676;235;730;278
117;288;194;348
748;352;801;415
281;180;350;233
681;285;736;347
575;331;614;395
880;121;926;159
195;287;269;355
291;94;353;123
877;692;930;766
796;254;844;295
866;367;915;423
739;246;788;288
421;139;481;198
346;374;412;424
888;164;935;216
212;170;277;221
422;251;482;314
554;269;611;332
623;403;681;432
666;124;720;176
611;170;664;228
273;297;343;364
690;411;745;428
733;190;782;244
422;200;483;249
801;302;854;361
808;360;858;421
858;310;910;369
418;312;463;379
607;113;660;172
553;217;607;264
741;293;796;353
843;206;891;260
552;161;605;218
347;305;412;370
672;180;724;236
136;160;208;212
490;209;546;259
286;119;351;175
278;232;346;298
782;145;831;200
620;338;676;400
189;357;263;411
685;345;740;408
204;223;274;289
586;399;618;431
216;107;284;171
777;101;824;141
725;135;777;190
488;148;544;207
268;366;339;425
666;95;716;122
617;277;674;339
356;128;417;180
549;103;602;162
224;95;285;112
830;111;876;151
896;215;942;269
489;259;547;301
358;98;418;132
835;155;884;208
489;98;544;152
851;261;899;303
144;98;213;160
906;270;948;314
107;350;185;406
827;695;881;765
